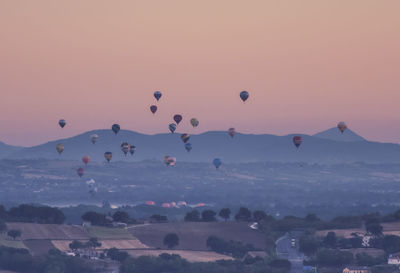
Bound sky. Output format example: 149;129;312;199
0;1;399;146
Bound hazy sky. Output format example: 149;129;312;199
1;1;399;146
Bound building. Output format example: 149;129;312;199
388;253;400;265
343;266;370;273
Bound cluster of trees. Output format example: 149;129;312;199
120;253;291;273
184;207;269;223
69;237;102;250
81;210;136;226
0;246;94;273
206;236;257;258
0;204;65;224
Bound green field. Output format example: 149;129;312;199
87;226;133;239
0;238;27;249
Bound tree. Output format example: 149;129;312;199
113;211;131;223
0;219;7;233
219;208;231;222
366;222;383;236
323;232;337;248
235;207;251;222
202;210;217;222
299;235;320;256
253;210;267;222
69;240;85;250
150;214;168;223
7;229;21;240
269;259;291;271
107;247;129;262
163;233;179;249
184;210;200;222
81;211;109;226
86;237;102;249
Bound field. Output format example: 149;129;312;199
129;222;266;250
6;223;90;240
87;226;133;239
126;250;234;262
23;240;55;255
0;238;27;249
348;248;384;257
52;239;149;251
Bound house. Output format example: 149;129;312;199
388;252;400;265
343;266;370;273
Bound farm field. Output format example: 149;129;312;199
126;249;234;262
0;238;27;249
52;239;149;252
6;223;89;240
87;226;133;239
129;222;266;250
347;248;385;257
23;240;55;256
316;221;400;238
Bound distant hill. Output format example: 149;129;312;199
3;130;400;164
313;127;366;142
0;141;22;157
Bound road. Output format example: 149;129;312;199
276;233;305;273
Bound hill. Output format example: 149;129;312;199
4;129;400;163
313;127;366;142
0;142;22;157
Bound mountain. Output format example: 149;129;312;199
0;141;23;157
4;129;400;164
313;127;366;142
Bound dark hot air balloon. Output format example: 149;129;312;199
150;105;158;114
112;124;120;135
169;123;177;133
337;122;347;133
56;143;64;155
104;152;113;162
190;118;199;128
77;168;84;177
228;128;236;138
173;115;183;125
293;136;303;149
213;158;222;169
154;91;162;101
185;143;192;152
181;134;190;143
121;142;130;156
59;119;66;128
129;145;136;155
240;91;249;102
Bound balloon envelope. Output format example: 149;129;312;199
121;142;130;155
190;118;199;128
228;128;236;138
58;119;66;128
169;123;177;133
82;155;90;165
150;105;158;114
154;91;162;101
90;134;98;144
185;143;192;152
112;124;120;135
173;115;183;124
77;168;84;177
104;152;113;162
56;143;64;155
129;145;136;155
293;136;303;148
181;134;190;143
240;91;249;102
213;158;222;169
337;122;347;133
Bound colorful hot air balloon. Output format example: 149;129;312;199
337;122;347;133
169;123;177;133
185;143;192;152
145;201;155;206
77;167;84;177
129;145;136;155
213;158;222;169
293;136;303;149
121;142;130;156
82;155;91;165
190;118;199;128
150;105;158;114
228;128;236;138
240;91;249;102
181;134;190;143
112;124;120;135
163;156;176;166
56;143;64;155
59;119;66;128
173;114;183;125
154;91;162;101
90;134;98;144
104;152;113;162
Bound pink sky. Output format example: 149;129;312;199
0;1;399;146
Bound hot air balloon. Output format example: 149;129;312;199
121;142;130;156
59;119;66;128
86;179;96;196
185;143;192;152
337;122;347;133
56;143;64;155
177;201;187;207
228;128;236;138
145;201;155;206
169;123;177;133
154;91;162;101
129;145;136;155
293;136;303;149
104;152;113;162
181;134;190;143
190;118;199;128
162;203;171;208
112;124;120;135
164;156;176;166
82;155;90;165
213;158;222;169
77;167;84;177
90;134;98;144
150;105;158;114
173;114;183;125
240;91;249;102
